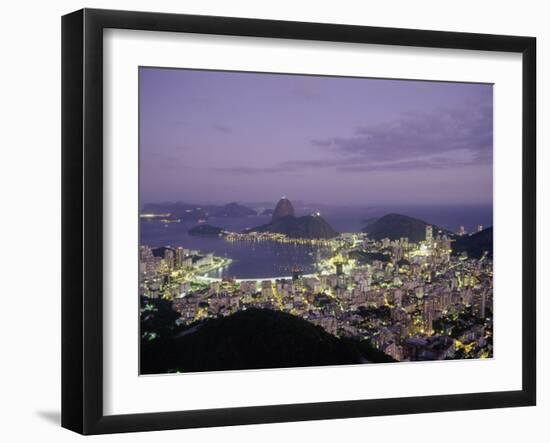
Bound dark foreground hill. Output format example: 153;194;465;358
362;213;451;243
141;308;394;374
452;227;493;258
247;215;338;239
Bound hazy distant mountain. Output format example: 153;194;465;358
213;202;257;217
188;224;224;236
362;213;452;243
140;308;395;374
248;214;338;239
452;227;493;258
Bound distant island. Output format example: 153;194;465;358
188;224;224;236
246;197;338;239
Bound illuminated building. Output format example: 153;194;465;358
423;312;433;335
163;248;175;270
473;290;487;318
393;289;403;307
303;277;321;293
175;247;187;268
425;225;433;245
239;280;257;295
140;245;153;261
261;280;273;298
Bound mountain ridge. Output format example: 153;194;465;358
362;213;453;243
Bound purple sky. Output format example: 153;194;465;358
139;68;493;206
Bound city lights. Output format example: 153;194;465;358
140;222;493;362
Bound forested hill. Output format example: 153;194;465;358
141;308;394;374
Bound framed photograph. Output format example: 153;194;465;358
62;8;536;435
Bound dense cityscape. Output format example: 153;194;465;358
140;198;493;364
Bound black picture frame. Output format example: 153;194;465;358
62;8;537;435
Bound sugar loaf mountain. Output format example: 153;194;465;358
246;197;338;239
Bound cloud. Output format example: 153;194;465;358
214;155;477;175
215;95;493;175
334;157;482;173
323;97;492;163
214;166;289;174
